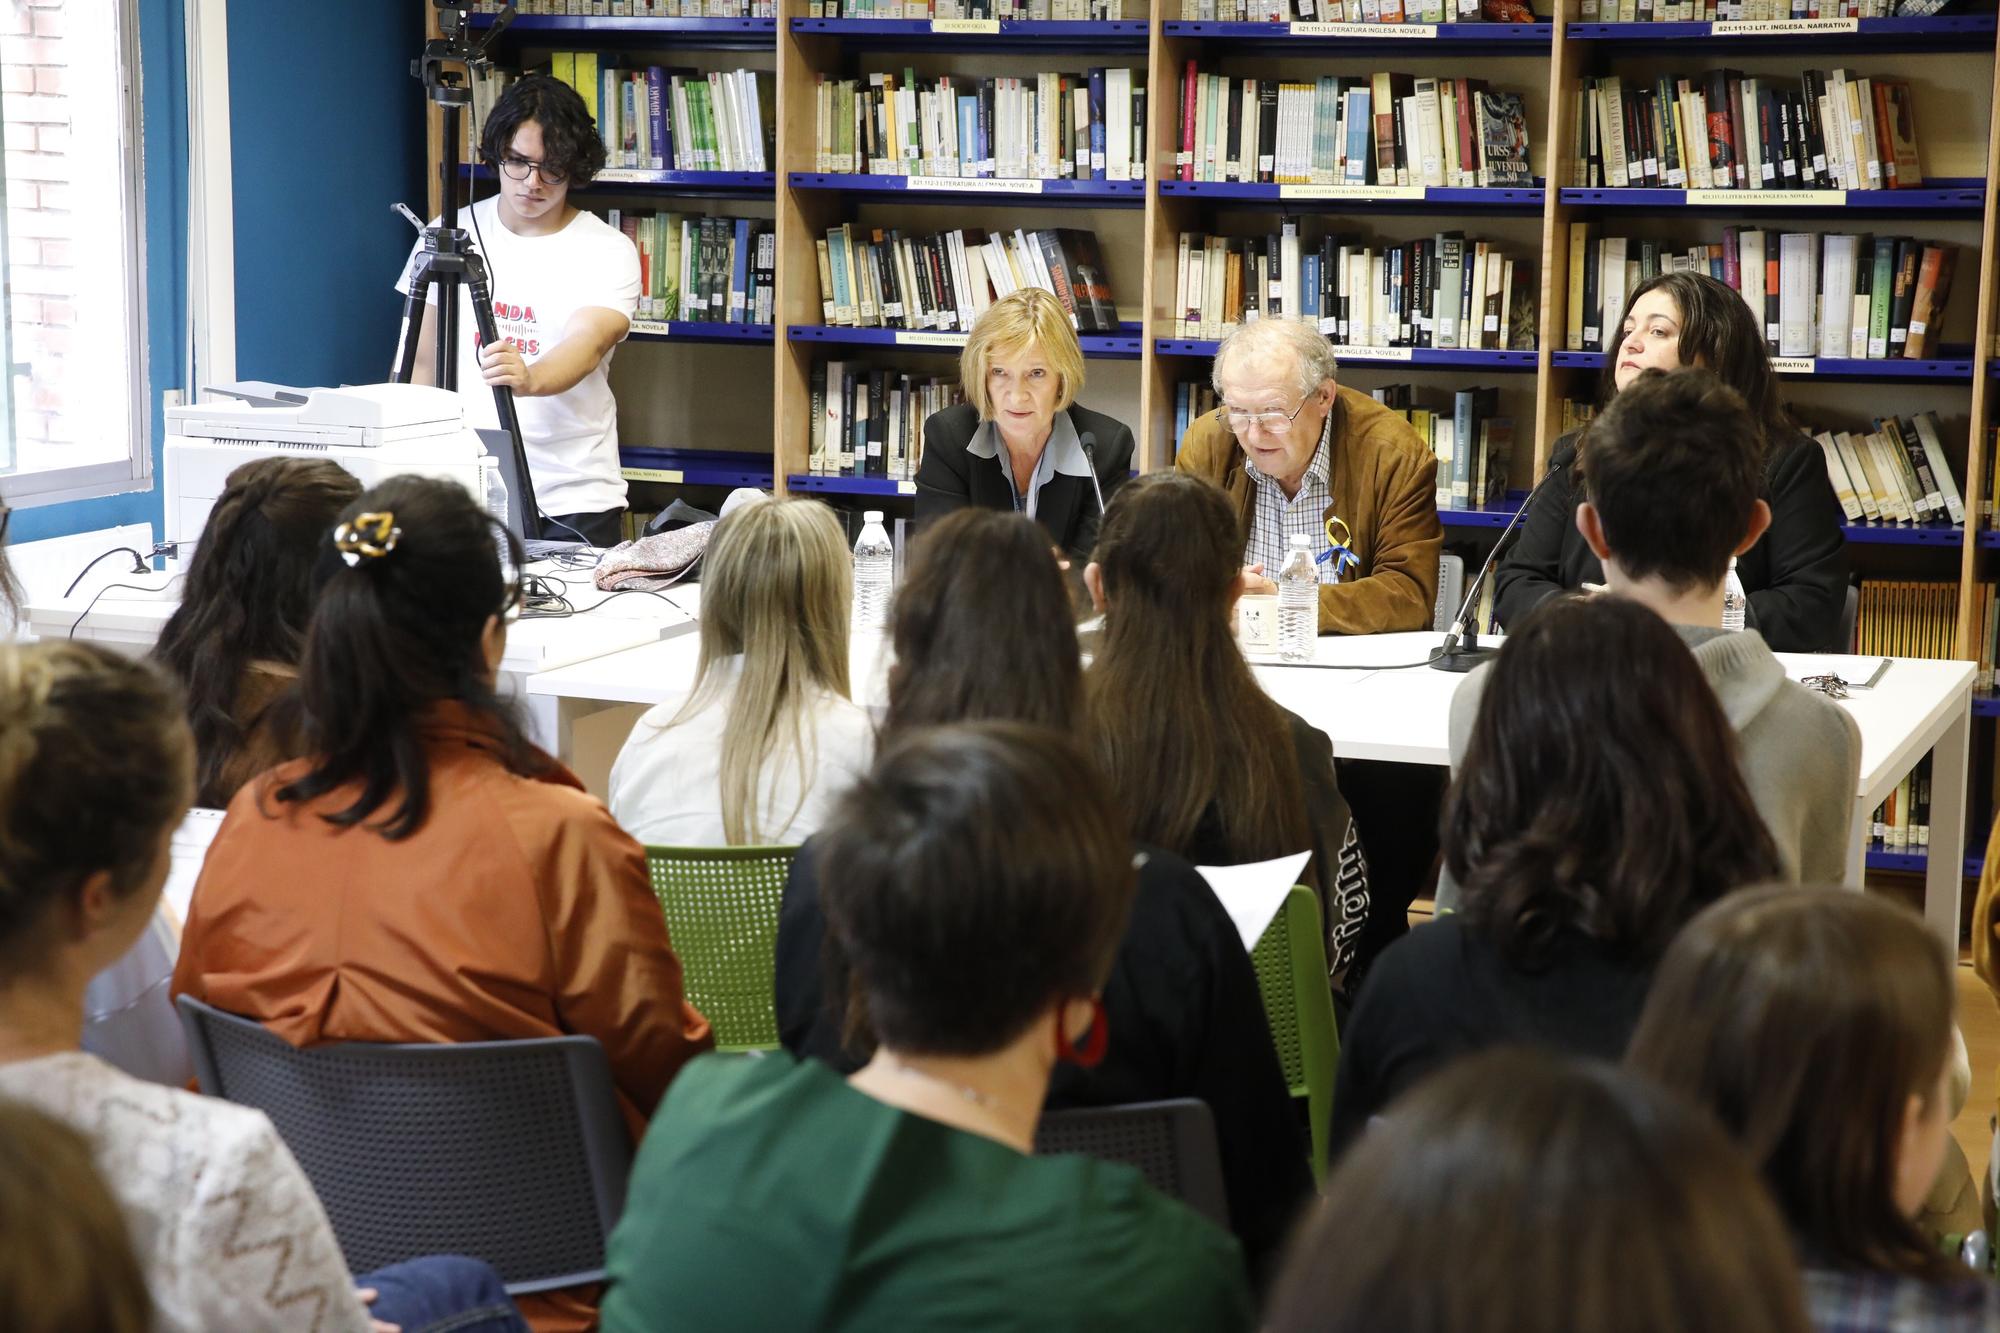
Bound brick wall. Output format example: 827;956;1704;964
2;0;80;459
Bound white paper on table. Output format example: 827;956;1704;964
1780;656;1889;688
1196;850;1313;952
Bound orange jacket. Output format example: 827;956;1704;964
171;703;712;1333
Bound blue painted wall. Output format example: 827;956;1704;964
10;0;188;542
225;0;425;388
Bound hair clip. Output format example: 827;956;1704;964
1801;673;1850;700
334;512;402;566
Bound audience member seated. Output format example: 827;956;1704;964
775;508;1310;1279
170;476;710;1333
1446;369;1859;896
609;497;872;846
603;724;1254;1331
0;1101;151;1333
1330;594;1783;1162
1174;317;1441;634
1084;471;1368;989
1495;271;1847;652
1269;1049;1811;1333
1629;887;2000;1333
0;641;524;1333
915;287;1135;561
152;457;362;809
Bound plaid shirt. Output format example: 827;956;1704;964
1243;410;1340;584
1805;1266;2000;1332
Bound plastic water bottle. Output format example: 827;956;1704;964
1278;533;1320;662
852;510;894;630
1722;556;1748;632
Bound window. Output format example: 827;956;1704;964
0;0;147;505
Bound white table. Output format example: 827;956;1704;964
535;625;1977;944
18;562;699;751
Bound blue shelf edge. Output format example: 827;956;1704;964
788;17;1150;42
620;447;775;489
468;14;778;34
1863;846;1983;879
1154;338;1540;369
1972;531;2000;549
1842;522;1964;547
1157;180;1544;206
787;473;918;497
1567;14;1996;41
1439;503;1523;528
1553;349;1973;379
1162;18;1552;40
787;172;1145;200
1558;180;1984;210
1974;695;2000;719
629;320;774;344
791;323;1143;357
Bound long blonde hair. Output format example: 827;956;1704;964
663;499;853;843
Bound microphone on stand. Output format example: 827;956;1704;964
1078;430;1108;515
1428;442;1579;674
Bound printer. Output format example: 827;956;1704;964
162;383;499;568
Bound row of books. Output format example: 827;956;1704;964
1811;412;1964;526
470;0;776;14
1855;578;1957;660
813;70;1144;181
1172;227;1536;351
1581;0;1945;21
807;367;964;479
1173;0;1534;20
812;0;1137;15
1867;755;1933;857
1379;383;1516;511
1564;227;1958;361
1571;70;1924;194
1175;69;1532;189
814;224;1120;333
601;210;774;325
1976;594;2000;692
545;57;769;173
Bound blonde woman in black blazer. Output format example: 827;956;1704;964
915;288;1135;560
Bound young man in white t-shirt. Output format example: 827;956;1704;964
398;74;641;546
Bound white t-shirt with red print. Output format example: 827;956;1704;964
397;197;641;516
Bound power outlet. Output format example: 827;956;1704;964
162;388;184;413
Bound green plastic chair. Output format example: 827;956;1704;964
1250;885;1341;1186
643;845;798;1054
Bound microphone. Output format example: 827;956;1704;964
1078;430;1108;515
1428;442;1579;674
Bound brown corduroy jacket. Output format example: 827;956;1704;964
1174;385;1443;635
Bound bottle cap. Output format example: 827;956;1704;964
1289;533;1312;547
864;510;884;524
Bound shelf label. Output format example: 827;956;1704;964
1768;357;1815;374
896;330;970;346
1686;187;1844;206
595;168;654;183
631;321;673;337
897;480;918;495
931;16;1000;30
1712;16;1857;32
905;174;1044;194
621;468;685;484
1329;344;1415;361
1278;182;1426;201
1289;19;1438;35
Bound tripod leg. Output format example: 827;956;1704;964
391;267;432;384
436;271;458;392
462;250;540;530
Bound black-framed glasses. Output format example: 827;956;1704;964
498;156;568;185
1217;397;1310;436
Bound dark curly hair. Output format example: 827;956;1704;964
478;73;607;186
1444;593;1783;970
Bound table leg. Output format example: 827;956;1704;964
1924;698;1973;947
1845;794;1870;890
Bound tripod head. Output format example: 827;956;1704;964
413;1;511;110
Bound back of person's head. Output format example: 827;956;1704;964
1446;594;1782;968
1600;271;1786;434
1581;368;1765;593
0;1102;150;1333
276;474;539;840
0;504;18;625
1088;471;1311;864
0;641;192;974
882;508;1081;743
1627;887;1957;1280
671;497;853;842
152;458;362;807
817;723;1136;1058
1269;1049;1809;1333
478;72;608;186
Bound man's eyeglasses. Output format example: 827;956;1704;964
1218;398;1310;436
498;156;568;185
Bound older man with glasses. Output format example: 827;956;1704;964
395;73;641;548
1176;319;1442;637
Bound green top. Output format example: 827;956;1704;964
601;1053;1255;1332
